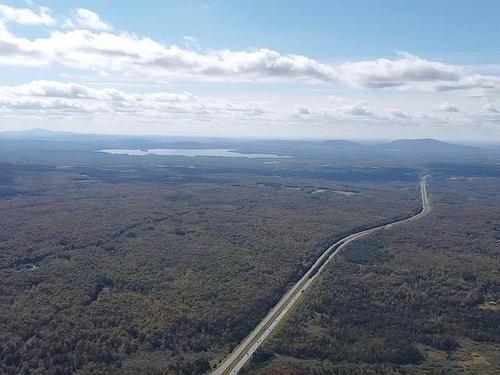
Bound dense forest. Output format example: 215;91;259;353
247;176;500;374
0;155;420;374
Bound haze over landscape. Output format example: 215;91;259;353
0;1;499;375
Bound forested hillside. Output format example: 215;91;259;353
0;157;419;374
247;176;500;374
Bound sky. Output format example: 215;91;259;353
0;0;499;140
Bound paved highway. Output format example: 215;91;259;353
211;175;431;375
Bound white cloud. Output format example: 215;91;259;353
436;102;459;112
482;103;499;113
1;80;499;139
338;52;461;88
389;109;411;119
337;53;500;93
0;17;498;92
0;3;55;26
63;8;112;31
413;74;500;92
0;24;335;81
339;103;373;117
289;96;499;131
478;104;500;124
296;106;311;115
0;80;267;121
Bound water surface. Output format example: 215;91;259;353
100;148;289;158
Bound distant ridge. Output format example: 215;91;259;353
321;140;363;148
0;130;484;156
379;138;480;152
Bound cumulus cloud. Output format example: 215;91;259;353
477;104;500;124
338;52;461;88
436;102;459;112
292;100;381;124
0;3;55;26
63;8;112;31
337;53;500;93
0;80;266;120
339;103;373;116
1;81;397;129
390;109;411;119
0;25;335;81
296;106;311;115
1;80;498;136
290;96;498;130
482;103;499;113
0;15;499;92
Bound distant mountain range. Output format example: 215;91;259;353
380;138;481;152
321;139;365;148
0;128;490;159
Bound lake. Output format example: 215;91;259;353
100;149;289;159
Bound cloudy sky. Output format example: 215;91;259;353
0;0;499;140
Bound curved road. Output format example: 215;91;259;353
211;175;431;375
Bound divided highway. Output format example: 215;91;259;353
211;175;431;375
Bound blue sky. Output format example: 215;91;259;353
0;0;499;140
35;0;500;63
